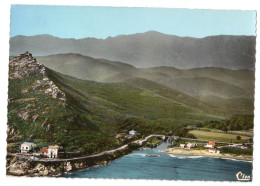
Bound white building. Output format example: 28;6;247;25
180;144;186;148
47;145;59;158
205;142;215;148
20;142;36;153
129;130;137;136
208;148;220;153
187;143;197;149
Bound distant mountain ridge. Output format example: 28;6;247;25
10;31;256;70
36;53;255;102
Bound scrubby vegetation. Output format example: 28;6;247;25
8;70;119;155
197;115;254;131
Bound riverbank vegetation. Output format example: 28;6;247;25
145;137;162;148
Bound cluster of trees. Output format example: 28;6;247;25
197;115;253;131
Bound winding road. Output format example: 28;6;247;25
7;134;166;162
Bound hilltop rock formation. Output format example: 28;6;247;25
9;52;45;79
8;52;67;141
9;51;66;103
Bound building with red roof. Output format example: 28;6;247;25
40;148;48;157
205;142;216;148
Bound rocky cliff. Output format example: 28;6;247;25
8;52;70;143
9;52;66;103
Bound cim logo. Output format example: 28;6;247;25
236;171;251;181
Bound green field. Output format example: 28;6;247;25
188;130;251;143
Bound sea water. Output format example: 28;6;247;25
63;142;252;181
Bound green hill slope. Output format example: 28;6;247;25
46;68;224;127
36;53;254;116
36;53;254;99
37;53;136;82
8;53;120;155
143;66;254;98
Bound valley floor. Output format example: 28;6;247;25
165;147;252;161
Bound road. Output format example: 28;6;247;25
7;134;166;162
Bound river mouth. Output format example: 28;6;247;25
63;142;252;181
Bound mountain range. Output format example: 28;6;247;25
36;53;254;99
36;53;255;116
8;52;229;153
10;31;256;70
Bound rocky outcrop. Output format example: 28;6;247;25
30;78;66;101
9;51;66;103
8;52;67;142
9;52;45;79
6;157;62;177
7;157;31;176
17;111;29;121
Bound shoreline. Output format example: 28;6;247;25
165;147;252;162
7;138;253;177
6;135;165;177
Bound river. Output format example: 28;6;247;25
63;142;252;181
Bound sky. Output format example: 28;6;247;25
10;5;256;39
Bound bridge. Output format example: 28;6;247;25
134;134;166;145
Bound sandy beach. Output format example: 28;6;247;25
165;147;252;162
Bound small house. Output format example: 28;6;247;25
187;143;197;149
47;145;59;158
180;144;186;148
129;130;137;136
40;148;48;157
20;142;36;153
205;142;215;148
208;148;220;153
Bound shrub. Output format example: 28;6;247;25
185;133;196;139
236;136;241;140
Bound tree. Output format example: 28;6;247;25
174;127;188;137
185;133;196;139
236;136;241;140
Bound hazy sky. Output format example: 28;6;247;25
10;5;256;39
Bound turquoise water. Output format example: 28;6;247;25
63;142;252;181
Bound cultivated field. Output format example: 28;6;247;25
188;130;251;143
